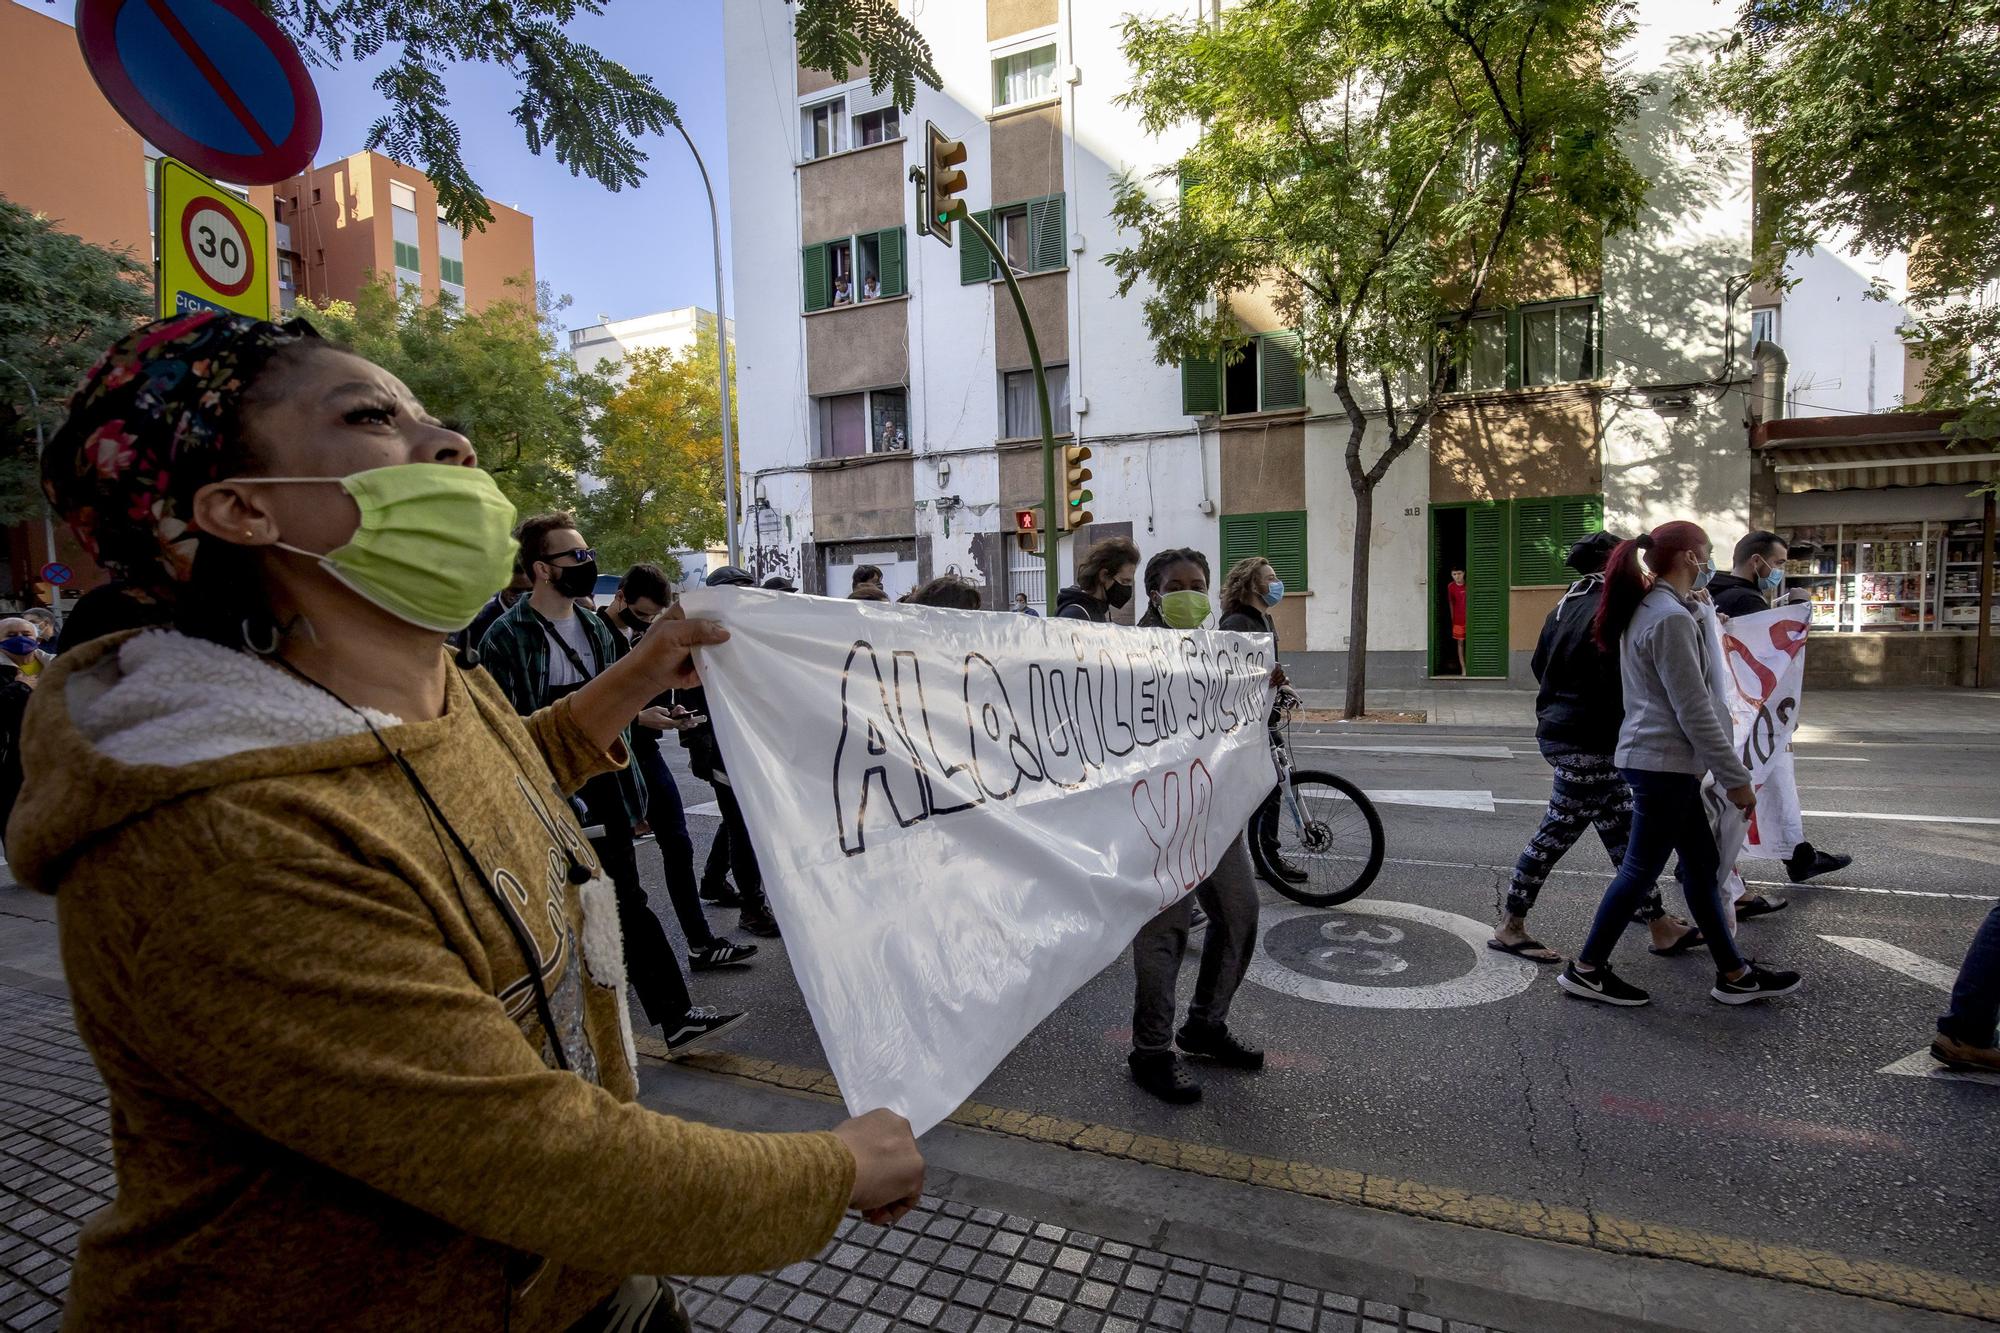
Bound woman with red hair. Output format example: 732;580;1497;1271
1556;521;1804;1009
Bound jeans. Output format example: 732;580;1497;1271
701;818;732;893
577;770;690;1026
1253;784;1282;854
1577;769;1745;975
710;775;772;920
1131;833;1259;1052
1507;744;1665;922
633;740;717;949
1939;901;2000;1048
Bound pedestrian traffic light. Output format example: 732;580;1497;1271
1062;443;1093;530
925;121;968;245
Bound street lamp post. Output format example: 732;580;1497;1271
672;121;739;568
0;357;63;630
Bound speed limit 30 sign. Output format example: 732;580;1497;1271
181;198;255;297
156;157;271;320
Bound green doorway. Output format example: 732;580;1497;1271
1429;502;1508;678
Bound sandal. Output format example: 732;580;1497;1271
1488;937;1562;964
1649;927;1707;957
1736;894;1789;920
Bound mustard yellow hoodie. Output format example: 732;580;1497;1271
6;630;854;1332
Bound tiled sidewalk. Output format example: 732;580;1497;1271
0;982;1501;1333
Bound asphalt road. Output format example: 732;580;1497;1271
642;723;2000;1295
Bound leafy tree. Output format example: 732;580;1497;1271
578;328;734;573
1697;0;2000;442
265;1;939;230
1108;0;1650;717
0;196;153;523
295;276;608;517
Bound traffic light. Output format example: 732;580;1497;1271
1014;505;1041;554
925;121;968;244
1062;443;1093;530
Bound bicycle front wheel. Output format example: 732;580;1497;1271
1252;770;1385;907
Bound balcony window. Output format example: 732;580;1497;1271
1001;365;1071;439
855;106;900;145
1522;300;1597;386
803;97;846;160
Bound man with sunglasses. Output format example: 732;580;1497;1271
482;514;747;1053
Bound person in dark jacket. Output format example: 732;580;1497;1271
676;565;780;937
1125;548;1265;1103
1489;532;1699;962
607;563;756;972
481;514;745;1050
1708;531;1850;900
1054;537;1140;622
1217;556;1303;884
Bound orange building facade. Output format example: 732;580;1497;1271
275;152;536;314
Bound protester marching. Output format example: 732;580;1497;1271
1;312;1993;1329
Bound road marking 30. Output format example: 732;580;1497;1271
1820;936;2000;1087
1246;900;1535;1009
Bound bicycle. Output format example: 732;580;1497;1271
1248;689;1385;907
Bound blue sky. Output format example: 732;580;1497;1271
18;0;734;331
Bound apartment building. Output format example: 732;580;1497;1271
273;151;536;314
719;0;1755;681
569;307;734;380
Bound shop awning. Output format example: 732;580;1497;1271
1752;412;2000;493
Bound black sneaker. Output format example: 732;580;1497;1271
1786;846;1851;883
689;941;758;971
1556;961;1650;1007
700;881;741;907
1128;1050;1201;1104
1712;963;1802;1005
1176;1019;1265;1070
737;910;781;938
662;1007;747;1054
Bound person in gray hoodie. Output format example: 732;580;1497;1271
1556;522;1804;1009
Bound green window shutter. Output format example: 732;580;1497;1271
1029;194;1066;272
877;227;906;297
1510;497;1559;585
1554;493;1605;566
1465;503;1509;676
1219;513;1260;583
960;210;995;284
802;243;829;312
1259;330;1304;409
1263;510;1309;592
1217;511;1309;593
1181;352;1221;415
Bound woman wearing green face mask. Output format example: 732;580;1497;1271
12;313;922;1332
1125;548;1267;1104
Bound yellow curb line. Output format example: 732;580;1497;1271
645;1043;2000;1323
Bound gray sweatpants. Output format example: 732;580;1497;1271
1130;832;1259;1053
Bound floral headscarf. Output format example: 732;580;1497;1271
43;311;319;597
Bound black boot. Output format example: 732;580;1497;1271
1128;1050;1202;1103
1260;844;1309;883
1176;1019;1266;1070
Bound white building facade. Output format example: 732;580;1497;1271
720;0;1764;683
568;306;735;381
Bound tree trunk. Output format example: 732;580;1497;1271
1343;479;1374;720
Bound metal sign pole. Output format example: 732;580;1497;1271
956;212;1061;612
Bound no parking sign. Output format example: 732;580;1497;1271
155;157;269;319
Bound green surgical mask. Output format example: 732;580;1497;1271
245;463;519;632
1160;590;1211;629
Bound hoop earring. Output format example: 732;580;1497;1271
240;618;281;656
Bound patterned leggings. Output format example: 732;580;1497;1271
1506;743;1665;922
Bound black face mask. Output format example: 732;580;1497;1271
549;559;598;599
619;608;651;631
1106;580;1134;609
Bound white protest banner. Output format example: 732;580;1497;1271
1717;604;1811;860
679;588;1277;1134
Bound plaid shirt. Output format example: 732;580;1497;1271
478;598;646;823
